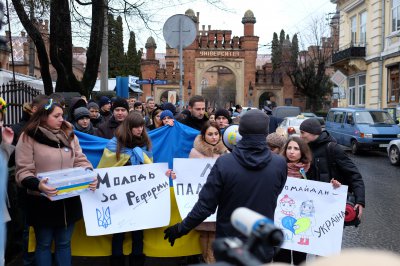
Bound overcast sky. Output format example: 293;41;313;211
130;0;337;54
3;0;337;54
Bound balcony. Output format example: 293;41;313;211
331;42;366;65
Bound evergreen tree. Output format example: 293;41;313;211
279;29;286;45
108;15;125;77
126;31;141;77
290;34;299;68
271;32;281;72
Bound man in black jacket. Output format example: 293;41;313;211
164;109;287;262
180;95;208;130
299;118;365;218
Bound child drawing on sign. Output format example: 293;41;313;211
278;195;297;241
295;200;316;246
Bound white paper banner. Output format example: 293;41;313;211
80;163;170;236
274;177;348;256
173;158;217;222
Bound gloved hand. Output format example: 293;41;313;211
163;223;186;246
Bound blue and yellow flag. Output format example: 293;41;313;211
30;122;202;257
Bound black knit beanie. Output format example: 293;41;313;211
299;118;322;135
239;109;269;136
112;97;129;112
215;109;232;124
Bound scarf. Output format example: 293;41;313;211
27;126;72;149
74;122;94;135
287;161;310;179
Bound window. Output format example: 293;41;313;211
346;112;354;124
359;12;367;44
392;0;400;32
350;16;357;44
388;66;400;103
349;77;356;106
334;111;345;123
358;75;366;105
348;75;366;106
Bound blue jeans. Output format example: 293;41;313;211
33;224;75;266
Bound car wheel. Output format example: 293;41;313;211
389;146;400;166
351;140;359;155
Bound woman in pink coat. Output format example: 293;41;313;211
189;121;228;263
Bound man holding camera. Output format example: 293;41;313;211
164;110;287;263
299;118;365;220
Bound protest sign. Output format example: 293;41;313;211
274;177;348;256
173;158;217;222
80;163;170;236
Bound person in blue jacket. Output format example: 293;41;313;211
164;109;287;263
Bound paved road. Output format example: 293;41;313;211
342;150;400;252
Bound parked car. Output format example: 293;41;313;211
301;112;325;127
387;139;400;165
272;106;301;119
325;108;400;154
276;115;309;138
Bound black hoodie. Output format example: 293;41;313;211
180;135;287;243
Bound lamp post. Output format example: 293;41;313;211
248;81;254;107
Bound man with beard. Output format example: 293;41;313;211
180;95;208;131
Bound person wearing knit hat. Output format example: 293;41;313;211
87;102;104;128
215;109;232;131
267;132;287;154
95;97;129;139
73;107;95;135
160;110;174;127
164;110;287;265
98;96;112;121
238;109;269;136
299;118;322;136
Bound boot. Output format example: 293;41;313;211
129;254;146;266
297;237;304;245
304;238;309;245
110;255;125;266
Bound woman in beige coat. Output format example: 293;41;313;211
189;121;228;263
15;99;97;266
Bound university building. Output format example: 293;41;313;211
140;9;303;109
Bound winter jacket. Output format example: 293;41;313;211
189;135;228;232
15;126;92;227
181;135;287;242
94;116;121;139
180;114;208;131
307;131;365;207
91;114;105;128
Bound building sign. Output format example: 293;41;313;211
199;50;241;57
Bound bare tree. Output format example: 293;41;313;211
285;16;334;112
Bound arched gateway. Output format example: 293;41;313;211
140;9;302;109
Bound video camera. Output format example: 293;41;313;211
193;207;284;266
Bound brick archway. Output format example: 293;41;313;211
195;59;244;105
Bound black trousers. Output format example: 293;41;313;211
273;248;307;265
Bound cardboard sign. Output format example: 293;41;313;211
274;177;348;256
80;163;170;236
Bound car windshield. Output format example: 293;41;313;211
289;119;306;126
354;111;395;125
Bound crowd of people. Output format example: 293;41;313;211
0;94;366;266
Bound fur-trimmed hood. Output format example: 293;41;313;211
190;135;228;158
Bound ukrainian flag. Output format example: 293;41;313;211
29;122;202;257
